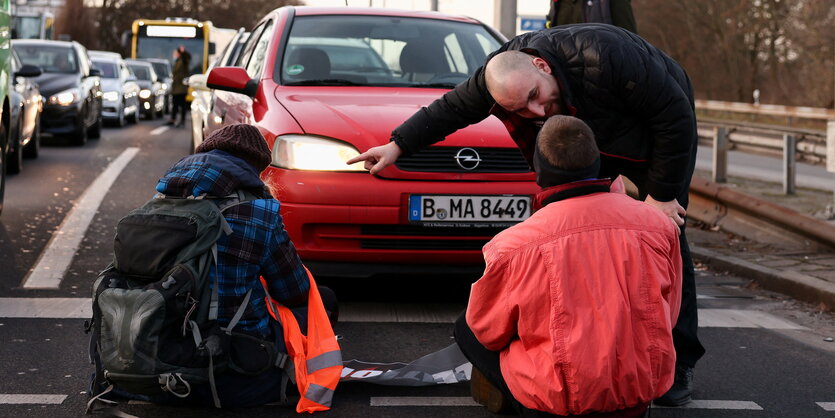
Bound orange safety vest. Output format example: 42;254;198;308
263;268;342;413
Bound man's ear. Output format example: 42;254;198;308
532;57;552;74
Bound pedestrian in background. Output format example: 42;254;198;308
546;0;637;33
168;45;190;127
456;115;682;416
348;24;703;407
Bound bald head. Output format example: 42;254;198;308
484;51;562;119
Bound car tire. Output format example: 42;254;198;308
117;102;126;128
74;121;88;146
23;115;40;159
7;118;23;174
0;121;8;216
89;112;102;139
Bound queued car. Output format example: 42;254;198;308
141;58;173;114
12;39;102;146
206;7;539;278
189;28;249;152
90;52;140;127
125;59;165;119
6;49;43;174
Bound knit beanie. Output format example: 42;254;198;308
195;124;272;172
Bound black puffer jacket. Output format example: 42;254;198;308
391;24;696;202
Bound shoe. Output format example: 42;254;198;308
165;119;175;126
654;364;694;406
470;367;513;414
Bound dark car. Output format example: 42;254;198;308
12;39;102;146
6;49;43;174
141;58;173;114
125;59;165;119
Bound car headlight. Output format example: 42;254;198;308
273;135;365;171
139;89;151;99
102;91;119;102
48;88;80;106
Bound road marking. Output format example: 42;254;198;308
653;400;762;410
818;402;835;411
699;309;807;329
0;394;67;404
0;298;90;318
370;396;480;407
0;300;813;332
149;126;170;135
22;148;140;289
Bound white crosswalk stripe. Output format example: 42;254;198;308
0;394;67;404
653;400;763;410
817;402;835;411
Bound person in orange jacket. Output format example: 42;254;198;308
455;115;682;417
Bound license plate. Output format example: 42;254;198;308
409;195;531;222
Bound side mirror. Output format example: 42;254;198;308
15;64;42;78
207;67;257;97
89;68;102;77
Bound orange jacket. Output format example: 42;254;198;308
466;188;682;415
265;268;342;413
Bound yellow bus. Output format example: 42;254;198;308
129;18;235;77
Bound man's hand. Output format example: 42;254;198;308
645;195;686;227
346;142;403;175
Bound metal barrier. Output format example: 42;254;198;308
694;99;835;206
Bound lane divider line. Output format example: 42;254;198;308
149;126;170;136
652;400;763;410
0;298;91;318
0;394;67;404
818;402;835;411
370;397;480;407
22;148;140;289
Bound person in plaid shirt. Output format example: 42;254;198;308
154;123;337;407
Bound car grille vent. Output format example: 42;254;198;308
395;147;531;173
359;224;511;251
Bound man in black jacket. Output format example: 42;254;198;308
347;24;702;406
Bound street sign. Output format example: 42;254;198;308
519;18;546;31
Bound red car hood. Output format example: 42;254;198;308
275;86;516;153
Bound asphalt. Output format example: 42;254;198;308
687;169;835;312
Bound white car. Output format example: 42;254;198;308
90;52;140;127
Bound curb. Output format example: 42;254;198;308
691;246;835;311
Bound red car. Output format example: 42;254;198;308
207;6;538;277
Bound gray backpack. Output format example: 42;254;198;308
86;191;285;410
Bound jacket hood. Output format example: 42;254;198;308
32;72;81;96
155;150;267;198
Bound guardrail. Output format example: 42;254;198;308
694;100;835;204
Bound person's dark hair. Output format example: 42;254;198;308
536;115;598;170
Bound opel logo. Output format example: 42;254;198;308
454;147;482;170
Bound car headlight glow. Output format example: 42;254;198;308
48;88;79;106
139;89;151;99
273;135;365;171
102;91;119;102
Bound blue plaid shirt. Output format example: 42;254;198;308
156;150;309;338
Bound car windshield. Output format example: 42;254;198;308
92;60;118;78
150;62;171;78
14;44;78;74
280;15;502;88
129;64;152;81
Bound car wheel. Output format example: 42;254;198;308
74;121;88;146
0;121;7;215
117;102;126;128
24;114;40;159
7;117;23;174
88;112;102;139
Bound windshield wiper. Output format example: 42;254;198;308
416;82;458;89
284;79;366;86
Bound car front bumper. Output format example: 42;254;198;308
265;167;538;272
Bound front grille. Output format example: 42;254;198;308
395;147;530;173
358;224;511;251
